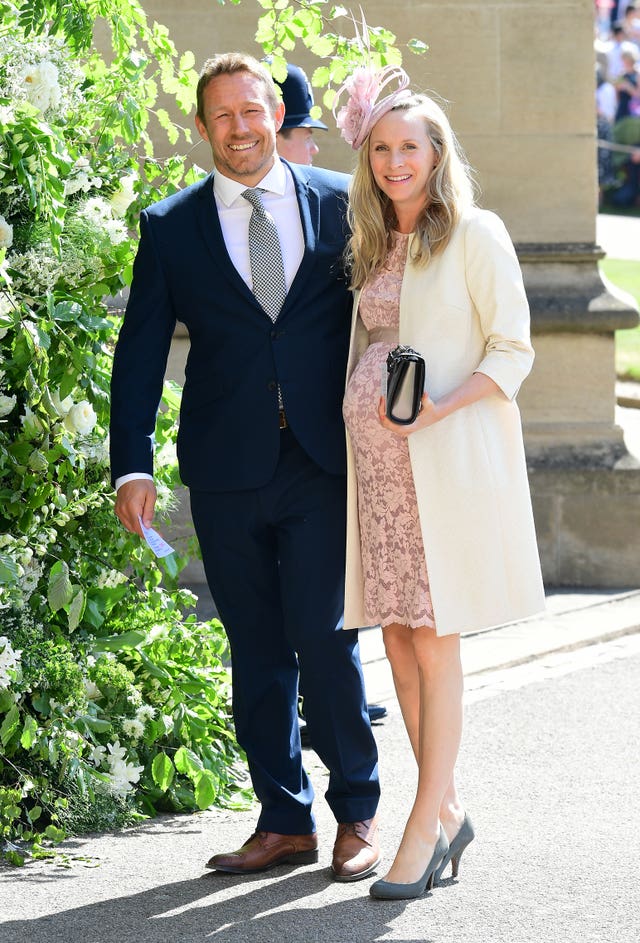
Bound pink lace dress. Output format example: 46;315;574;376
343;232;435;630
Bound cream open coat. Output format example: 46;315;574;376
344;207;545;634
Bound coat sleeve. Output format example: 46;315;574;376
109;210;177;484
463;211;534;401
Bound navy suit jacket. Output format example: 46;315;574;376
110;161;353;492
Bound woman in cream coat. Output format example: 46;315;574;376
335;72;545;900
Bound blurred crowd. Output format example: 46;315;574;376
595;0;640;207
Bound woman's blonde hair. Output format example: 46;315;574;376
345;93;476;289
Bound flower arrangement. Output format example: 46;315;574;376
333;64;411;149
0;1;247;866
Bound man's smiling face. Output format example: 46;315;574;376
195;70;285;186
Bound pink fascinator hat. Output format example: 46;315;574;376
333;64;412;150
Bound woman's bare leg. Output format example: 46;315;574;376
381;623;420;759
382;627;464;884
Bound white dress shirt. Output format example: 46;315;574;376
115;159;303;491
214;158;304;292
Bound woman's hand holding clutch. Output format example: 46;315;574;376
378;371;504;436
378;392;436;436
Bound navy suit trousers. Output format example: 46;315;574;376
190;428;380;834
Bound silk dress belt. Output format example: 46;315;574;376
368;327;399;344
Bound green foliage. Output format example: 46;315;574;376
0;1;246;866
213;0;427;114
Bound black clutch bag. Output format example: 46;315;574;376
385;345;426;425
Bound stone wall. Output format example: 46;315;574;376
143;0;596;240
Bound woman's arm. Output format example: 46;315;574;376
378;210;531;437
378;371;502;436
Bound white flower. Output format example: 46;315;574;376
95;567;127;589
18;62;39;85
89;744;106;766
106;740;127;765
38;61;59;87
20;60;62;113
20;558;43;595
135;704;156;724
64;173;90;196
81;197;112;223
51;389;74;417
18;547;33;567
0;394;16;418
0;637;21;688
64;158;103;197
107;758;144;797
0;294;15;317
66;174;101;196
84;680;102;699
109;174;137;217
122;718;144;740
0;215;13;249
102;217;128;245
64;401;97;435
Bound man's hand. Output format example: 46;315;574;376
114;479;157;536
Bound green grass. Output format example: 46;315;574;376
600;259;640;381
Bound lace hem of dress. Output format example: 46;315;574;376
372;610;437;631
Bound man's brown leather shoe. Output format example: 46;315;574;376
206;830;318;874
331;816;381;882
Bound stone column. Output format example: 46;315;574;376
142;0;640;587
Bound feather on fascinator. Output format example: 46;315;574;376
333;64;411;149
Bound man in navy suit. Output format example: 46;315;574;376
110;53;380;880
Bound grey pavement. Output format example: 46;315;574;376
1;212;640;940
1;628;639;942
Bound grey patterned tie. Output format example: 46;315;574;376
242;187;287;321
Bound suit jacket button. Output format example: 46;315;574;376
267;381;277;392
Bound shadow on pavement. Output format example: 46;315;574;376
0;864;436;943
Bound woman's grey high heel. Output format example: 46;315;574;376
369;827;449;900
434;813;475;883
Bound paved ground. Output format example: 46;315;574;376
1;627;639;943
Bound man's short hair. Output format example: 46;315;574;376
196;53;279;124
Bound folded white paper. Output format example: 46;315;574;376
138;515;175;558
